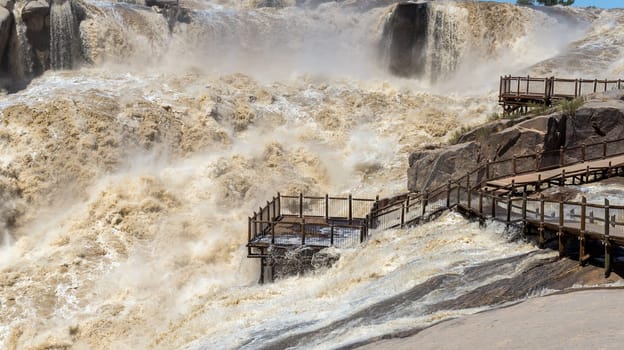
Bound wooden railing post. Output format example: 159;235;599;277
259;207;264;232
422;191;428;217
253;211;258;238
506;194;512;226
272;197;276;221
330;224;335;246
539;194;545;248
608;161;612;178
579;78;583;95
446;180;451;208
325;194;329;220
348;194;353;224
604;199;611;277
301;218;306;245
558;201;564;258
277;192;281;217
593;79;598;93
456;180;461;206
248;217;252;241
580;196;587;266
560;169;566;186
467;175;471;210
406;196;410;213
586;165;590;183
536;174;542;192
401;203;405;228
299;193;303;218
603;140;607;159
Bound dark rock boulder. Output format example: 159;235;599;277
0;5;12;73
408;142;480;192
380;1;429;78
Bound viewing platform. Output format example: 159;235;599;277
248;136;624;282
499;76;623;113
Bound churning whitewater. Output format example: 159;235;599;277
0;0;624;349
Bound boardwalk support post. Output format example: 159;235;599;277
271;219;275;244
539;194;545;248
558;201;564;258
580;196;588;266
330;224;335;246
479;190;484;217
521;192;527;235
299;193;303;218
605;199;612;277
491;195;496;219
277;192;281;218
301;218;306;245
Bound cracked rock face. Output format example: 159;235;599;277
407;92;624;193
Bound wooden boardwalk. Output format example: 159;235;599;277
486;154;624;195
248;137;624;281
499;76;623;113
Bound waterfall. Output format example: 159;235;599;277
10;6;34;80
425;3;468;82
50;0;79;70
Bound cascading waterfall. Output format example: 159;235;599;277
10;6;34;80
50;0;80;70
425;2;468;82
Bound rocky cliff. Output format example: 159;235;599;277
407;91;624;193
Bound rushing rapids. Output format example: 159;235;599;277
1;0;624;348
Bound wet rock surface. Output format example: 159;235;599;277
259;251;622;350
